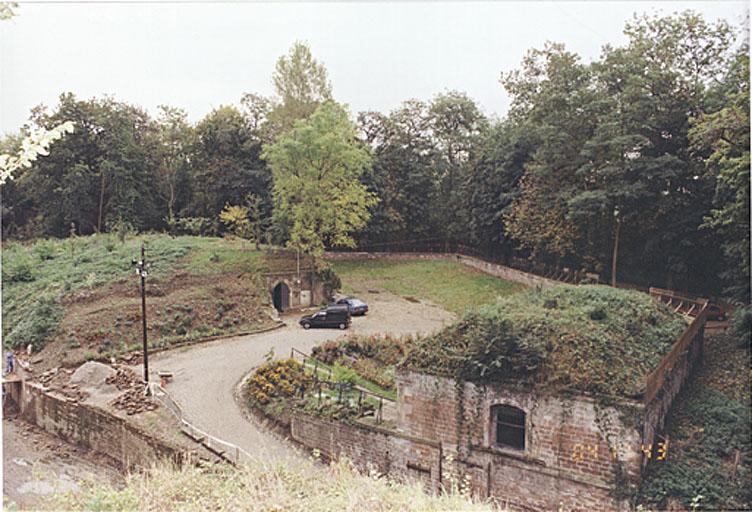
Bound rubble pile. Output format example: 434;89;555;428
107;366;157;415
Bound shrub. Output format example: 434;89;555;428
247;359;309;405
32;240;57;260
5;299;64;351
174;217;216;236
3;255;35;283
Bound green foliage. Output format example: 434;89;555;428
731;306;752;348
4;298;63;351
637;389;751;510
690;42;750;302
403;285;687;397
0;235;245;350
266;41;333;136
2;249;35;283
263;102;377;255
314;265;341;301
173;217;215;236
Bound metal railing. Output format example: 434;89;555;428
149;383;254;466
289;347;394;424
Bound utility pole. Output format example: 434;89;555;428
133;243;150;395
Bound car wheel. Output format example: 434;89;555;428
338;323;347;330
303;323;311;330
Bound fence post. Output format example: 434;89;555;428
318;383;322;404
338;383;343;403
314;359;318;379
358;390;363;415
290;348;294;359
378;396;383;423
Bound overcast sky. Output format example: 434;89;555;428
0;1;747;134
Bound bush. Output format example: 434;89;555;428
32;240;57;260
174;217;216;236
4;298;64;351
3;254;35;283
247;359;309;405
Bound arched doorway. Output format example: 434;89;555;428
273;282;290;311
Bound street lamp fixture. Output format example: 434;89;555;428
131;243;151;395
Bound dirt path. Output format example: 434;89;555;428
3;415;121;510
143;289;454;462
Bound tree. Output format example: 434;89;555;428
266;42;333;138
426;91;488;246
262;102;377;255
0;121;74;185
244;193;270;250
190;105;271;221
10;94;161;237
464;120;535;259
219;204;251;238
357;101;437;246
690;41;750;302
152;105;194;225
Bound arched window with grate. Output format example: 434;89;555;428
492;404;526;450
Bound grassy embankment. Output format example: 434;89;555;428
48;457;493;512
636;329;751;511
1;235;287;368
330;258;525;315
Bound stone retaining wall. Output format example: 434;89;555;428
324;252;559;289
10;380;185;470
289;414;443;492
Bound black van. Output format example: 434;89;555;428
299;305;351;330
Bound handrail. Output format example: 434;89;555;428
149;383;255;466
288;346;395;423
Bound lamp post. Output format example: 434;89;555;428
132;243;150;395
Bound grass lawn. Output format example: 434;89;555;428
329;258;525;315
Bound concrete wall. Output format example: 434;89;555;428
12;380;184;470
396;370;642;511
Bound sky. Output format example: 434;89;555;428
0;1;748;134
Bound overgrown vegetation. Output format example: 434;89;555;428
47;458;492;511
311;334;409;391
403;285;687;398
330;258;525;314
1;235;303;359
637;333;751;510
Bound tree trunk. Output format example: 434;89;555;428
611;218;621;287
97;171;106;233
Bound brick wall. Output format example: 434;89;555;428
397;370;642;510
642;320;705;464
16;381;184;469
290;414;442;492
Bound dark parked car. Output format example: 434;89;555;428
335;297;369;316
705;303;728;321
299;305;351;330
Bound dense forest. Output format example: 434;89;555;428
1;11;749;301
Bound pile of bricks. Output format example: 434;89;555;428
107;366;157;415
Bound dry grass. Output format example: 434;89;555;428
48;457;495;512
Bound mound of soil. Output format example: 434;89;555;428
70;361;116;389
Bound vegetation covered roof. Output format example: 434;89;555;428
403;285;687;399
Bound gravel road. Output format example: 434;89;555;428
144;290;454;462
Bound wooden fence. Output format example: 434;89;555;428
648;287;708;317
643;304;708;404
